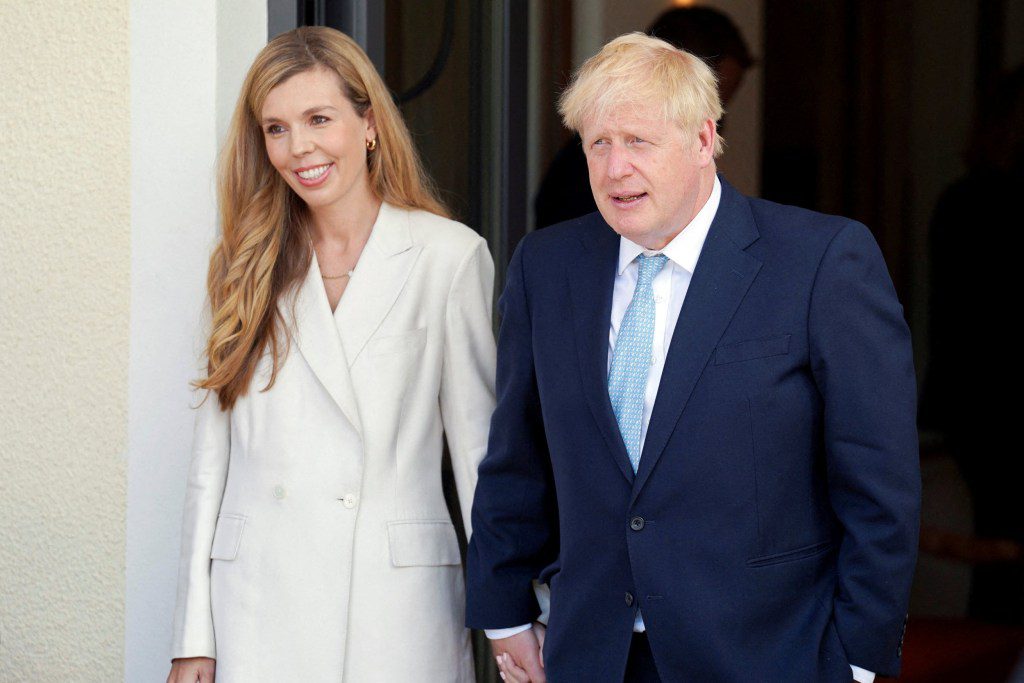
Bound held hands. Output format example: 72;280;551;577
494;623;546;683
167;657;215;683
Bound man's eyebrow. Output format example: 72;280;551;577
261;105;338;125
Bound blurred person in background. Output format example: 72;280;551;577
921;66;1024;626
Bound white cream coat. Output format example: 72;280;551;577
171;203;496;682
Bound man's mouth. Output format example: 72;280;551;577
294;163;334;186
611;192;647;205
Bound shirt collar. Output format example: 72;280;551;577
617;175;722;275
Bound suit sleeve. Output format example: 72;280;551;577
439;236;497;538
465;239;558;630
808;221;920;677
170;390;230;660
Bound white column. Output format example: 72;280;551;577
126;2;265;680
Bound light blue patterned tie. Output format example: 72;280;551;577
608;253;668;472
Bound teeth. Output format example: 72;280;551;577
615;194;642;202
297;164;331;180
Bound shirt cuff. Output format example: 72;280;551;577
850;664;875;682
485;623;533;640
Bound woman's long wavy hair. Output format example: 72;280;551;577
197;26;448;410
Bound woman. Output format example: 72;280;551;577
167;27;495;682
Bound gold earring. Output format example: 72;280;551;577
366;138;377;152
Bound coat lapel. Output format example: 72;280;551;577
631;179;763;503
288;251;364;436
568;217;636;484
333;202;422;367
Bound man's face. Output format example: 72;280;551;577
581;101;716;250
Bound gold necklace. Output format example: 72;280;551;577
321;270;354;280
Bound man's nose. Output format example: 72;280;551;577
605;145;633;180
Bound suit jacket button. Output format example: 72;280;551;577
625;592;634;607
630;516;645;531
273;485;286;499
342;493;358;509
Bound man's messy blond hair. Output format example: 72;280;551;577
559;32;725;157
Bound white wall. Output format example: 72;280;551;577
126;2;265;680
0;2;130;679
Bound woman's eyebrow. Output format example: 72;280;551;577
261;105;338;125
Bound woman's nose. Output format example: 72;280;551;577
290;130;314;157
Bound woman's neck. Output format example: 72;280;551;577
308;190;382;249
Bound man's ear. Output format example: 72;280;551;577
696;118;717;166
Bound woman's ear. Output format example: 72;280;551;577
365;108;377;144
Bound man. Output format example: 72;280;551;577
466;33;919;682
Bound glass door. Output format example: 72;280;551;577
269;3;529;680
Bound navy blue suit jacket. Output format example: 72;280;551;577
466;179;920;681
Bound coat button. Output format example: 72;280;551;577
273;485;286;499
341;493;358;509
625;592;634;607
630;516;645;531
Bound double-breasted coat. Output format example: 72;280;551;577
171;202;496;681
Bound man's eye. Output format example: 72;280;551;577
311;115;329;125
632;137;646;144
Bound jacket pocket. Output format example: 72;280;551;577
368;328;427;357
210;513;246;561
715;333;791;365
746;540;832;567
386;519;461;567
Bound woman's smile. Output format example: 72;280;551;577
294;162;334;186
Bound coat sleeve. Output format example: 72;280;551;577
439;236;497;538
808;221;920;677
465;238;558;630
170;390;230;660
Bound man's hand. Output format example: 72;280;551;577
167;657;215;683
493;624;546;682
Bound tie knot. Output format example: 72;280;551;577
637;253;668;285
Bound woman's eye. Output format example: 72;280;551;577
311;114;329;125
265;124;285;135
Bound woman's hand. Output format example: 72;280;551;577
167;657;215;683
494;622;546;682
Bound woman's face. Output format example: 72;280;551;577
260;67;376;214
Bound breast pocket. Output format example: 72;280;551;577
365;328;427;392
362;328;429;433
368;328;427;358
714;333;791;365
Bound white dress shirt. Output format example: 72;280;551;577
486;177;873;683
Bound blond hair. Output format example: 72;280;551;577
197;26;447;410
559;32;725;157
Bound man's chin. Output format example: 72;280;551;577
605;218;652;246
599;208;641;237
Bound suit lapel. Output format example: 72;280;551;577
568;217;635;484
631;180;763;503
287;251;364;437
333;202;422;367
